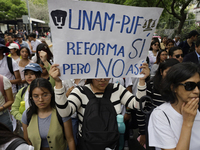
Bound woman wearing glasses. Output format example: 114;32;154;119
49;62;150;149
148;40;160;69
22;78;75;150
150;49;168;78
148;62;200;150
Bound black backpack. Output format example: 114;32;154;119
79;83;119;150
6;138;27;150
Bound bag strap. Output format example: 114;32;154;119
6;138;27;150
21;86;28;98
6;57;14;75
162;110;170;125
81;86;96;100
102;83;113;99
56;109;66;139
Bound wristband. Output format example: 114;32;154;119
1;105;5;110
125;111;131;114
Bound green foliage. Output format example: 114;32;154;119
0;0;28;20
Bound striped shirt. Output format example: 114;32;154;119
54;83;146;136
136;81;165;134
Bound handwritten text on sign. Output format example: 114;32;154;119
48;0;163;79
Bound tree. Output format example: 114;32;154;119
22;0;49;22
88;0;199;34
0;0;28;20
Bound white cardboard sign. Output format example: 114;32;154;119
48;0;163;79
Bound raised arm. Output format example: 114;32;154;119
49;64;81;117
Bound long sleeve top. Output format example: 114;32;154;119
136;81;165;135
54;83;146;136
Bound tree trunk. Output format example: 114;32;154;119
177;15;186;34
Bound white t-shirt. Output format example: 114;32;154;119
148;102;200;150
24;89;30;110
148;51;157;69
0;138;34;150
0;56;19;93
31;39;41;52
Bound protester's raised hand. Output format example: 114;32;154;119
181;98;199;127
49;64;61;82
38;50;47;63
139;63;150;80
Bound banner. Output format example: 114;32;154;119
48;0;163;79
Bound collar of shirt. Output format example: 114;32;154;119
195;51;200;59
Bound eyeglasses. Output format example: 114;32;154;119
32;93;51;100
95;78;110;82
178;82;200;91
175;54;183;58
154;44;159;46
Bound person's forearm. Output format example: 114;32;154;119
68;140;76;150
43;60;49;69
139;79;145;86
2;101;13;110
175;122;192;150
55;80;63;89
10;78;21;84
32;50;36;53
21;79;26;84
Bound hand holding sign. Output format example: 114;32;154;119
49;64;62;89
138;63;150;86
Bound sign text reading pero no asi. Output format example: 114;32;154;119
48;0;163;79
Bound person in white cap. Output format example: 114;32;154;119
8;43;20;64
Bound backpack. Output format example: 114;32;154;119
6;138;27;150
79;83;119;150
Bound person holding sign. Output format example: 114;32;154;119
49;62;149;149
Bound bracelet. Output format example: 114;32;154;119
126;108;132;112
125;111;131;114
1;105;5;110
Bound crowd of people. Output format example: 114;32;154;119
0;28;200;150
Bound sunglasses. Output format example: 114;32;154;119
175;54;183;58
178;81;200;91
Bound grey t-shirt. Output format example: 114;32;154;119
22;110;70;148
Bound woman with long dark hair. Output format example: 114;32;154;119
36;43;53;64
22;78;75;150
150;49;168;78
136;59;179;147
148;62;200;150
148;40;160;69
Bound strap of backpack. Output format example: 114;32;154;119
7;57;14;75
6;138;27;150
103;83;113;99
162;110;170;125
21;86;28;98
56;109;66;139
81;86;96;100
